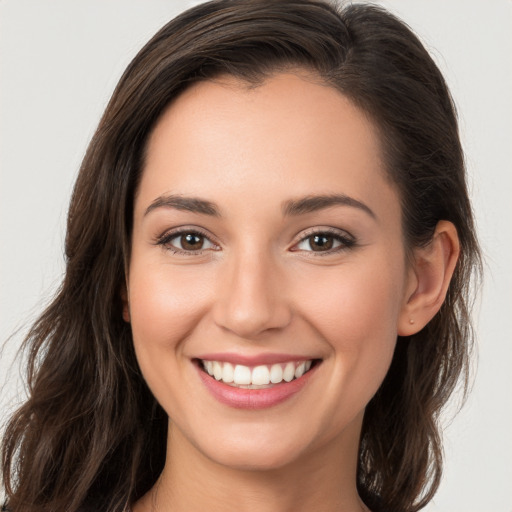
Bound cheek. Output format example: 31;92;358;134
295;256;404;389
126;259;216;418
127;261;211;359
300;258;403;336
302;261;404;434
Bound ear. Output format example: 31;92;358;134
398;220;460;336
121;283;131;323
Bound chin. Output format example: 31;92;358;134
186;424;314;472
205;443;305;472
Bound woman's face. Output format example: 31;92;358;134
127;72;414;470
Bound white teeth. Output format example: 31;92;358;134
201;359;315;386
283;362;295;382
252;365;270;386
269;363;283;383
295;362;306;378
233;365;252;385
222;362;234;383
213;361;223;380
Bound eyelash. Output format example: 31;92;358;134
155;227;356;256
291;227;356;256
155;227;219;256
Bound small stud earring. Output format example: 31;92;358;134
409;318;415;325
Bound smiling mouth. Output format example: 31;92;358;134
197;359;320;389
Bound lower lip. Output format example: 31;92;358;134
196;362;319;410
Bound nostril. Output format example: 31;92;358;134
213;301;293;339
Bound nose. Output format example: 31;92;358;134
212;248;292;339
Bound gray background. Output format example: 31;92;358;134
1;1;511;510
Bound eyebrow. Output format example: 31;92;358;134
282;194;376;219
144;194;221;217
144;193;376;220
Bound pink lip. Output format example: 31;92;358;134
195;360;319;410
196;352;314;366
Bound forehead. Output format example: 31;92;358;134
137;72;398;224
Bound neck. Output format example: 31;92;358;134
134;413;368;512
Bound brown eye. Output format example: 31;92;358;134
308;234;334;251
180;233;205;250
294;230;355;254
159;230;217;253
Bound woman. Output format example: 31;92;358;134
1;1;481;511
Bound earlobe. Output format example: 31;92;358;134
121;284;131;323
398;221;460;336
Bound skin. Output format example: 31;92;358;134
126;71;459;512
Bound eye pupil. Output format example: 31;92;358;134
310;234;333;251
181;233;203;250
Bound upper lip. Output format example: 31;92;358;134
195;352;319;366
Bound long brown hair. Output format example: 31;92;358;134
2;2;481;511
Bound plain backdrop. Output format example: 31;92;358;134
1;1;511;510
